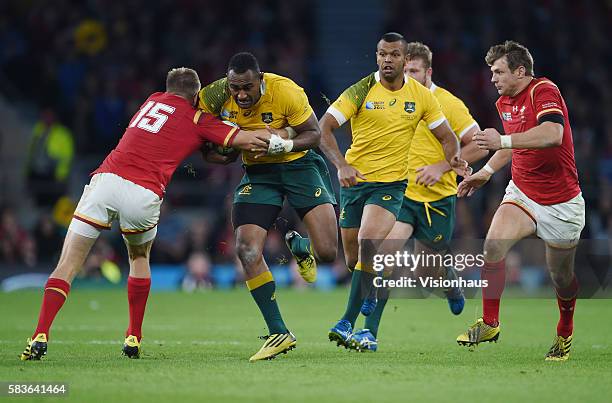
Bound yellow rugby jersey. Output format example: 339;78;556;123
198;73;313;165
406;83;478;202
328;72;445;183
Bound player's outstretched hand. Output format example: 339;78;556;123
337;164;366;187
457;169;492;197
474;128;502;150
416;161;448;187
449;156;472;177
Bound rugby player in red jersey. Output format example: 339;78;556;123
20;67;281;360
456;41;585;361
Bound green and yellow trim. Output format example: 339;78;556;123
246;271;274;291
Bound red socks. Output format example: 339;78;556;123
555;276;578;338
33;278;71;339
481;259;506;327
126;276;151;341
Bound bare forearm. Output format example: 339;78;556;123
434;141;488;174
319;114;348;169
431;122;460;164
461;139;489;164
320;130;348;168
487;149;512;172
290;130;320;152
507;122;563;149
440;134;460;164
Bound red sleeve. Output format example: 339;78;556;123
195;111;239;147
531;82;564;121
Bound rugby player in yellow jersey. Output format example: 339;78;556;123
319;33;470;348
348;42;489;351
198;53;338;361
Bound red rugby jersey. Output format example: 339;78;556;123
495;77;580;205
94;92;238;198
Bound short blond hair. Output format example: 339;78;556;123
166;67;201;99
406;42;432;69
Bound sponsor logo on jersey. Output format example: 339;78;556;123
382;195;392;201
404;101;416;113
389;98;397;106
243;110;252;117
433;234;443;243
222;109;238;120
314;187;322;197
365;101;385;110
502;112;512;121
261;112;273;124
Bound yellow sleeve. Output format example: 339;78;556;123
327;73;376;126
443;95;478;139
278;81;314;126
328;92;357;126
416;84;445;129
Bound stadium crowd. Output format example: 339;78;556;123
0;0;610;289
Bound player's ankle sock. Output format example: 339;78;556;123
555;275;578;338
364;286;390;338
341;263;375;327
289;236;311;258
33;278;71;339
126;276;151;340
481;259;505;327
247;271;288;334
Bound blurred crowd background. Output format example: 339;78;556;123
1;0;610;292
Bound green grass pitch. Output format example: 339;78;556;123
1;289;611;402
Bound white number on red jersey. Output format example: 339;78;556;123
129;101;176;133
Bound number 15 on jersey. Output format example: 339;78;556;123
129;101;176;133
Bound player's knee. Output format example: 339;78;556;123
550;270;573;289
483;239;506;262
314;245;337;263
236;241;262;269
127;242;151;260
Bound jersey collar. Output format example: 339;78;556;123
260;74;267;96
429;82;438;93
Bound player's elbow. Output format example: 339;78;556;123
312;128;322;147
